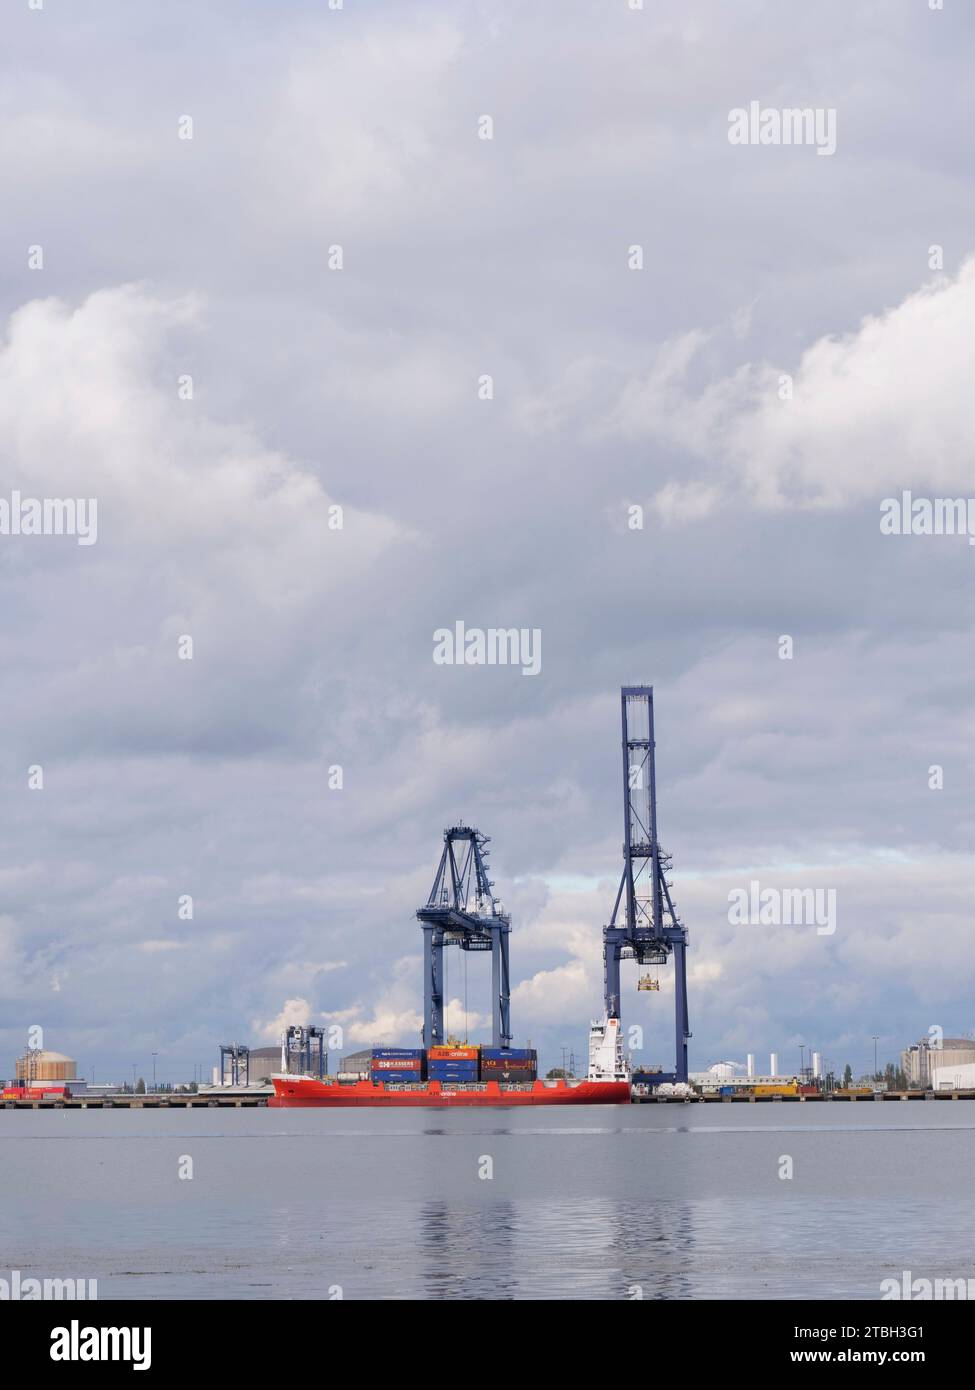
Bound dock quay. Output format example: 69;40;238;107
2;1090;272;1110
4;1088;975;1109
634;1089;975;1104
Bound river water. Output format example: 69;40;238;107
1;1103;973;1299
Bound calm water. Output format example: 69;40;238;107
2;1103;974;1300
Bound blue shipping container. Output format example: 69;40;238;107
373;1071;424;1082
372;1048;424;1058
481;1050;535;1061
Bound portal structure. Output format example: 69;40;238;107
417;825;511;1049
602;687;690;1083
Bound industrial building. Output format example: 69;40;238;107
15;1050;77;1082
901;1037;975;1089
339;1049;372;1077
689;1052;823;1091
247;1047;283;1083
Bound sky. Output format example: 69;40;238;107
1;0;974;1084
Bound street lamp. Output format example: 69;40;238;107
872;1035;879;1081
151;1053;158;1094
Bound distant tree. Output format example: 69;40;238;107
136;1077;146;1094
546;1068;567;1079
843;1064;853;1088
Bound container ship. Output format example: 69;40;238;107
270;689;682;1110
269;1020;632;1108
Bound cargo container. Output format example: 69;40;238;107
372;1071;424;1083
481;1057;537;1070
428;1068;479;1079
753;1083;798;1096
370;1056;425;1070
481;1048;536;1061
427;1046;479;1061
371;1048;425;1059
2;1081;70;1101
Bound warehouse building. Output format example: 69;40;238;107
902;1037;975;1089
247;1047;283;1083
340;1049;372;1077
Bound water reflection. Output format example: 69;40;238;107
414;1196;702;1299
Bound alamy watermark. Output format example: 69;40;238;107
728;880;836;936
728;102;837;157
0;491;97;545
0;1268;97;1300
882;1270;975;1300
880;492;975;545
433;621;541;676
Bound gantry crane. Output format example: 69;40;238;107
603;687;691;1082
417;825;512;1048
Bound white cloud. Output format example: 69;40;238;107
605;260;975;515
729;262;975;509
254;997;313;1043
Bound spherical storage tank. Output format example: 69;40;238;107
16;1051;77;1082
707;1061;738;1081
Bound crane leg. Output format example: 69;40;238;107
423;926;444;1047
490;931;500;1047
673;937;689;1083
604;935;622;1019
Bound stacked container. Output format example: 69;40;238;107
371;1047;426;1084
427;1044;480;1084
480;1047;537;1084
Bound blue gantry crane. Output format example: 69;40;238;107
417;825;512;1048
603;686;691;1083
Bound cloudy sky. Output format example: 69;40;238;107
2;0;973;1084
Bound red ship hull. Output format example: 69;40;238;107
269;1076;631;1107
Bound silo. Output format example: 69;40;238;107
770;1052;778;1077
16;1050;77;1082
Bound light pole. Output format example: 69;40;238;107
151;1053;158;1094
872;1036;879;1081
799;1043;806;1080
